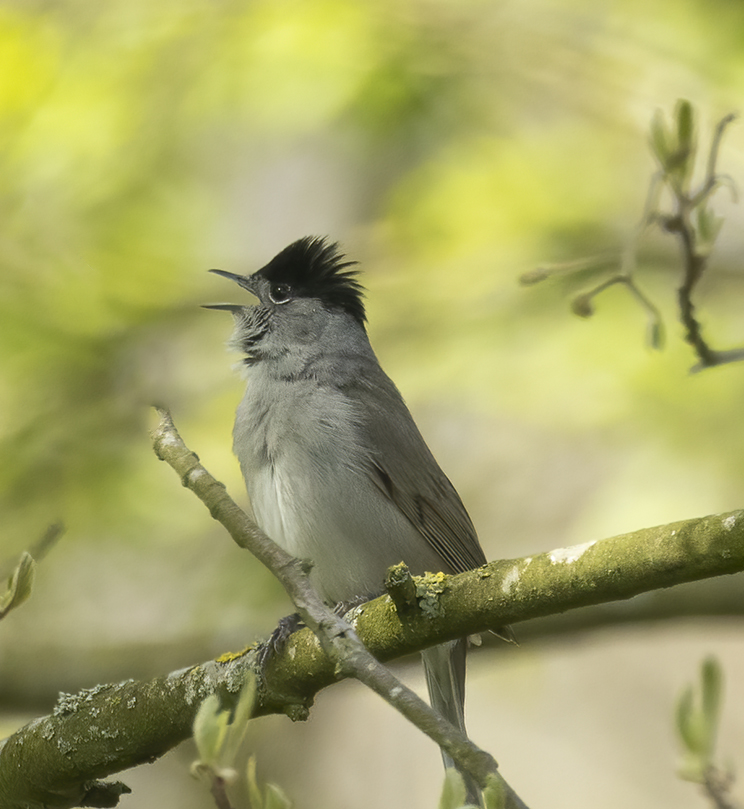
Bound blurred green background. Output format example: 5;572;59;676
1;0;743;807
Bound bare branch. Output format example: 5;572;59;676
527;104;744;368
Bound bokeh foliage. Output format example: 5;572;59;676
1;0;744;672
2;0;744;547
2;1;744;808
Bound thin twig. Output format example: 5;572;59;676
693;113;738;207
210;776;235;809
670;213;716;366
702;765;741;809
0;522;65;580
526;107;744;369
665;112;739;369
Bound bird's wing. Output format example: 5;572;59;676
370;457;486;573
345;370;487;574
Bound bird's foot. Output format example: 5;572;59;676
257;612;305;668
333;594;373;616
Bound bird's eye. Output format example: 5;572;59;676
269;283;292;304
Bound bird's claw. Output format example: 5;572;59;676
333;594;372;616
257;612;305;668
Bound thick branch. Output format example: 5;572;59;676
5;570;742;712
263;510;744;702
2;505;742;806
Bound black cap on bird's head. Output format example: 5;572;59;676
207;237;366;327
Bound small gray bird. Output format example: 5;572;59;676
209;236;492;799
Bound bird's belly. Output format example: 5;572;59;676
246;458;446;604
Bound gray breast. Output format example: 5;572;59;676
233;365;448;603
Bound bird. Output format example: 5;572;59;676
207;236;496;802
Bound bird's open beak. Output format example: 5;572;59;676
201;303;245;314
204;269;258;313
208;268;256;292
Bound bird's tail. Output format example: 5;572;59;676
421;639;481;806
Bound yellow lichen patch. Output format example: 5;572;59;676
415;571;448;619
215;646;253;664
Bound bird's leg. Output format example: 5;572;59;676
258;596;376;667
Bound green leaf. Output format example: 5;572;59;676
223;673;257;764
678;755;706;784
676;99;695;152
675;685;698;752
701;656;722;753
193;673;256;777
667;144;694;190
245;756;293;809
438;769;467;809
247;755;263;809
0;552;36;619
696;206;724;254
649;101;697;188
649;108;672;168
647;317;665;351
675;656;725;777
482;774;508;809
192;694;229;766
264;783;293;809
